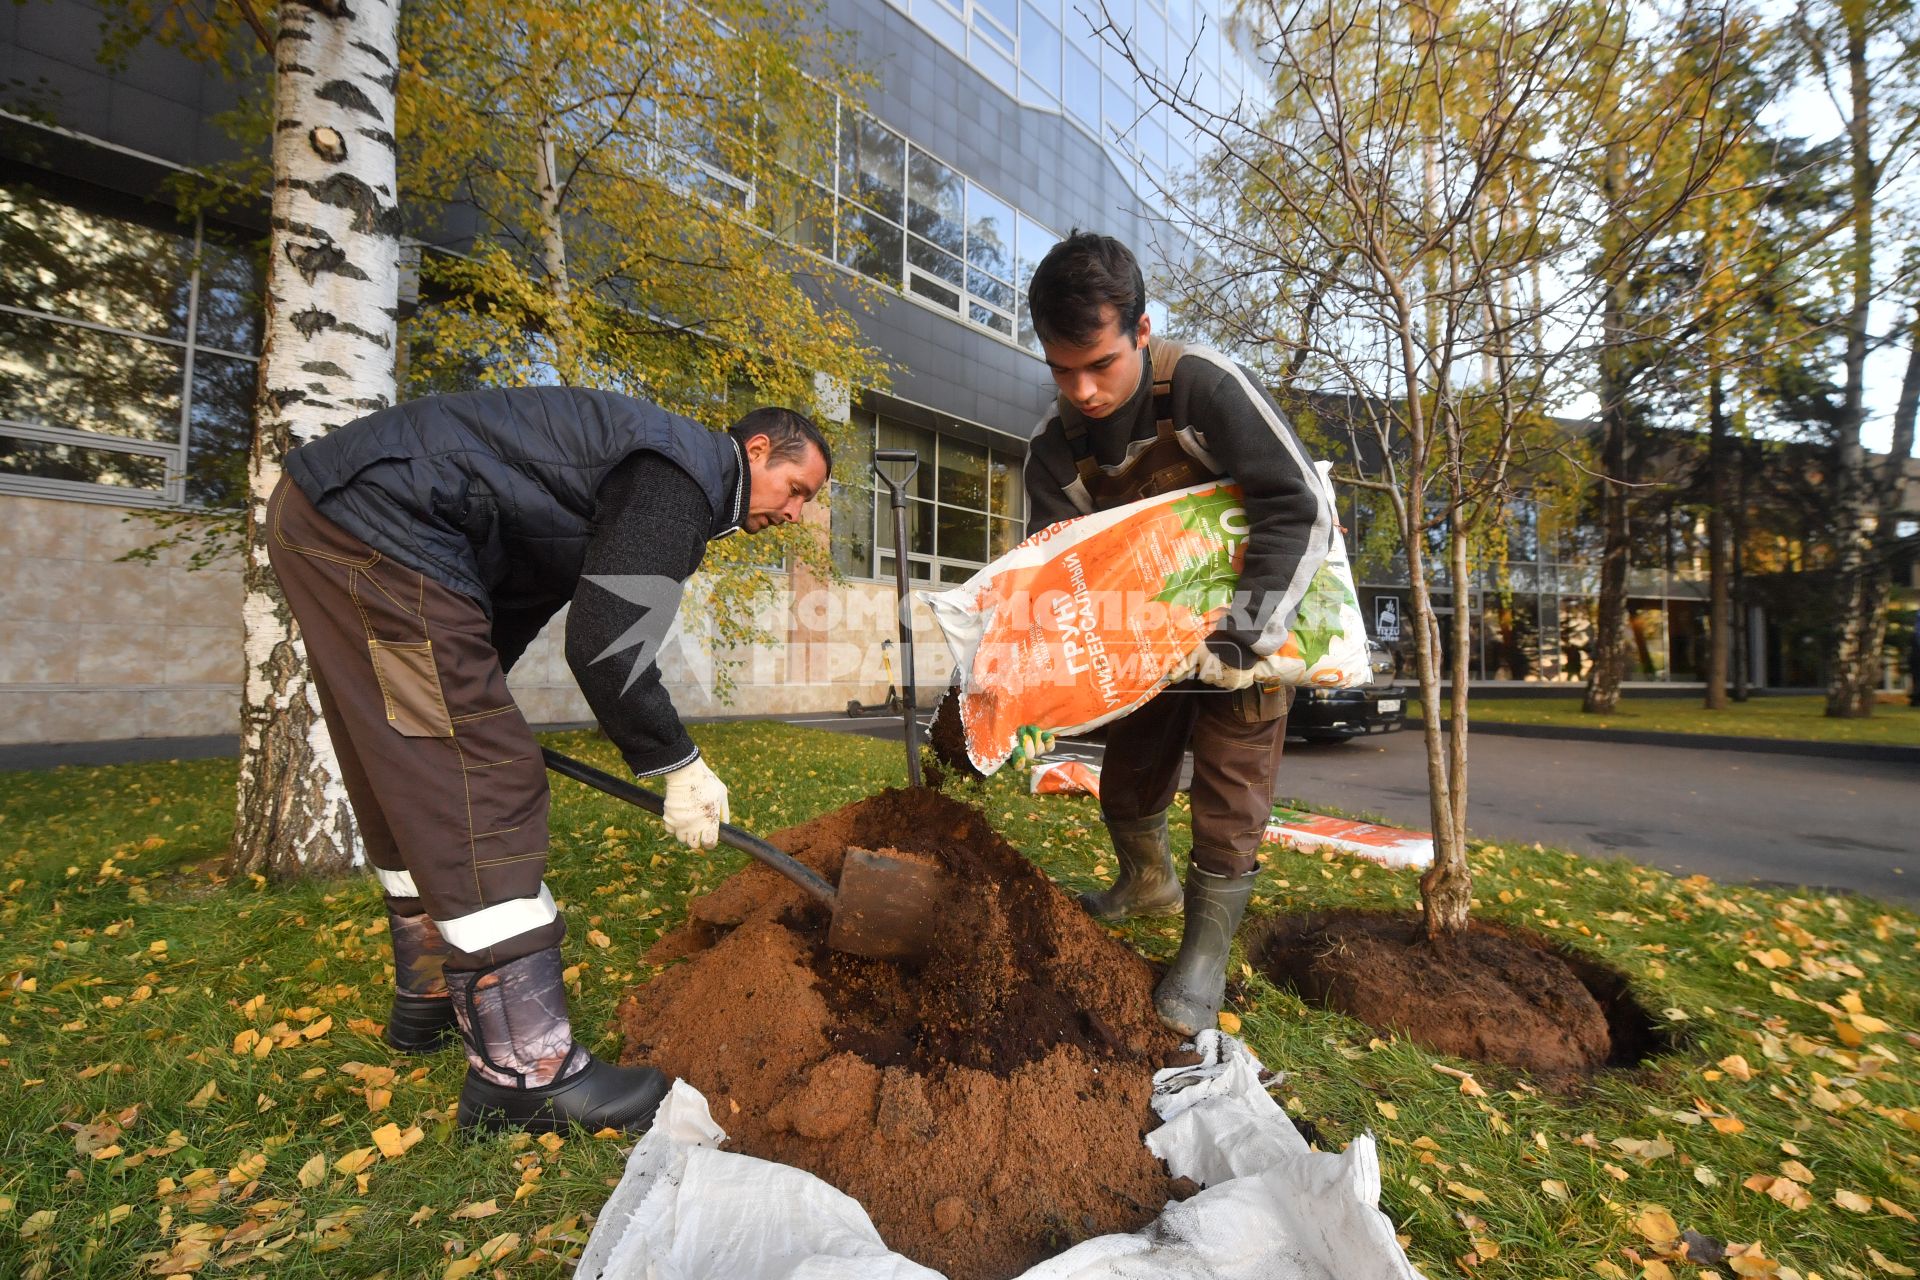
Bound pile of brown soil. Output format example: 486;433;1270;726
1247;909;1651;1078
618;787;1183;1280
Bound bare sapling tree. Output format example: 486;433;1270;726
1102;0;1741;937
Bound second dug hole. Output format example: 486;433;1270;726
618;786;1192;1280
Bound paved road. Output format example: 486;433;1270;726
792;712;1919;905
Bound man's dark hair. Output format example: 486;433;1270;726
1026;230;1146;347
728;406;832;473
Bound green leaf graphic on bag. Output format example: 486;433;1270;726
1154;557;1239;617
1153;490;1246;617
1288;565;1358;667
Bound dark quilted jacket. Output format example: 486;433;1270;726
284;386;745;618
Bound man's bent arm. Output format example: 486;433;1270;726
565;453;713;776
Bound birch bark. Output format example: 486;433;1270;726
230;0;402;878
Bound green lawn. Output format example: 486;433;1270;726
1418;693;1920;747
2;723;1917;1279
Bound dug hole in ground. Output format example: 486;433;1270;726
580;786;1425;1280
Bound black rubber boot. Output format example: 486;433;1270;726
456;1045;670;1135
383;909;457;1054
447;948;669;1135
1153;865;1255;1037
385;990;459;1055
1080;812;1185;921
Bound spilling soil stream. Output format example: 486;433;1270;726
617;787;1184;1280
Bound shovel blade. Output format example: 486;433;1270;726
827;846;948;962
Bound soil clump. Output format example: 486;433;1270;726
618;787;1182;1280
1248;909;1656;1079
926;684;985;783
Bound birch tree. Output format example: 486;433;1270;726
1108;0;1739;938
1790;0;1920;717
231;0;402;877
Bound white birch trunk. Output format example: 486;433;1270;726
230;0;402;879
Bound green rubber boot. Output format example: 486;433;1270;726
1080;812;1185;921
1153;865;1255;1037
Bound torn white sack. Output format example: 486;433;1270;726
576;1031;1426;1280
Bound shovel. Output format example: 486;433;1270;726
541;747;945;962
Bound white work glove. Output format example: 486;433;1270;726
661;756;729;850
1183;643;1288;692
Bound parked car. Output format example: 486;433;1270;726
1287;642;1408;743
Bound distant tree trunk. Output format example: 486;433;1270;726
1824;6;1881;719
1585;143;1633;715
532;116;582;384
1731;436;1751;700
1705;362;1731;709
230;0;401;879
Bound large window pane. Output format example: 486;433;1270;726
838;111;905;222
991;516;1022;557
1064;43;1099;129
193;229;264;355
965;181;1014;280
0;435;167;490
838;206;903;285
874;496;935;555
0;311;183;442
937;504;988;562
909;272;961;311
1020;9;1062;98
967;268;1014;311
876;420;936;500
185;352;256;509
975;0;1018;38
907;150;964;253
761;174;836;255
876;551;934;583
0;177;193;340
989;450;1023;516
908;235;965;294
1015;213;1055;291
969;302;1013;336
937;436;989;509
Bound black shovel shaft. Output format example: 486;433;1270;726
540;747;838;908
872;449;923;787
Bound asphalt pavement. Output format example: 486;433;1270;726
790;711;1919;905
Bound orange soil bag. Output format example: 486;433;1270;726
924;473;1367;775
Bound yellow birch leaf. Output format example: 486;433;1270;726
476;1231;521;1263
19;1209;55;1237
233;1028;260;1055
451;1198;500;1221
1216;1010;1242;1034
443;1258;482;1280
301;1015;333;1040
1876;1197;1917;1222
587;929;612;949
1869;1249;1916;1277
1634;1206;1681;1248
366;1087;392;1113
1710;1114;1747;1135
1446;1182;1489;1204
1644;1262;1675;1280
1376;1101;1399;1120
1593;1262;1630;1279
297;1154;326;1188
371;1123;423;1158
1833;1189;1874;1212
1850;1012;1891;1034
1718;1054;1753;1081
1541;1179;1570;1201
1779;1160;1815;1184
333;1147;376;1176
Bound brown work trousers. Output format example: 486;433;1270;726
266;477;561;971
1097;680;1293;877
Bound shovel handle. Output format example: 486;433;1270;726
540;748;838;909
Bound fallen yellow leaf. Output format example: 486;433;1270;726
371;1123;423;1158
297;1153;326;1188
1834;1189;1874;1212
1216;1010;1242;1034
332;1147;376;1176
587;929;612;949
1869;1249;1916;1277
1877;1197;1917;1222
1446;1182;1489;1204
1779;1159;1815;1184
451;1198;500;1221
1633;1206;1681;1248
1375;1101;1399;1120
1541;1179;1570;1202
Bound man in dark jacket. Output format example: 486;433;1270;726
267;387;829;1134
1023;232;1333;1037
